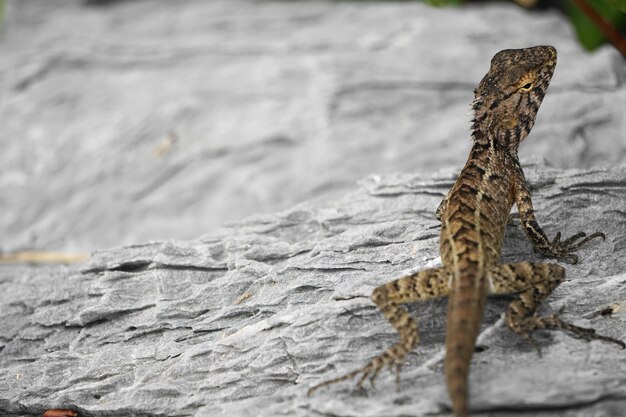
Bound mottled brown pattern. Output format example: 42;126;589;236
308;46;624;417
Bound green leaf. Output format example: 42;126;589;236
564;0;626;51
424;0;465;7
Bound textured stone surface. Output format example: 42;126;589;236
1;164;626;417
1;0;625;253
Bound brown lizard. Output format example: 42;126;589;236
308;45;625;417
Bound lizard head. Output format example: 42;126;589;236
471;45;557;151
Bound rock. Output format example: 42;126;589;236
1;163;625;417
1;0;625;252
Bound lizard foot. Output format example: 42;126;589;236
541;315;625;348
509;312;624;352
307;347;407;396
540;231;605;264
520;314;625;349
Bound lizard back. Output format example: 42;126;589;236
439;140;517;414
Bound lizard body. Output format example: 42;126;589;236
308;46;624;417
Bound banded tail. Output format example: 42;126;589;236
444;272;488;417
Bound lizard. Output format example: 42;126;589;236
307;45;625;417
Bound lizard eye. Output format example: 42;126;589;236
519;82;534;92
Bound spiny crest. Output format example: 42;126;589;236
471;45;557;150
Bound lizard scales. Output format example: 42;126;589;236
309;45;625;417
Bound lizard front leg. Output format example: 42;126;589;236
308;266;450;395
488;262;624;350
513;167;604;264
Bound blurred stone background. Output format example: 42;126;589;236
1;0;625;254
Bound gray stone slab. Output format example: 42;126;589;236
1;0;625;252
1;164;625;416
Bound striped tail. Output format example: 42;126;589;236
444;272;488;417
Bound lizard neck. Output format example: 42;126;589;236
471;124;522;159
471;93;534;154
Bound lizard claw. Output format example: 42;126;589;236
565;253;578;265
539;315;626;349
394;363;402;392
561;321;625;348
367;366;382;389
521;332;543;357
309;354;389;396
542;231;604;264
356;370;371;390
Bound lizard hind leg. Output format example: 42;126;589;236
307;266;450;396
488;262;625;351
